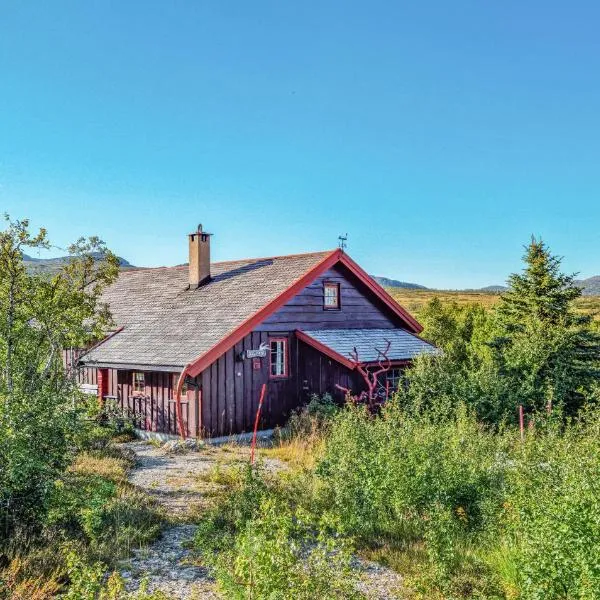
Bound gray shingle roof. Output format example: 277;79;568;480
300;328;438;363
81;251;334;370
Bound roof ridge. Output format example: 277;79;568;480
117;250;336;275
212;249;336;265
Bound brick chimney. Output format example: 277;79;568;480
188;224;212;288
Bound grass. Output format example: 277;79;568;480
387;287;600;320
0;444;163;599
259;432;324;471
69;451;131;482
358;542;428;598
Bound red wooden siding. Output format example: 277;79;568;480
116;370;192;436
297;339;357;403
64;256;418;437
197;330;299;437
258;263;399;331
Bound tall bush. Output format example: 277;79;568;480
317;402;507;558
0;216;118;548
499;410;600;599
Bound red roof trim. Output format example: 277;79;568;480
295;330;356;370
185;249;343;377
337;252;423;334
183;248;423;378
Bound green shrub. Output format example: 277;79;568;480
317;402;506;545
46;469;160;563
314;400;600;597
195;465;361;599
498;413;600;599
279;392;339;440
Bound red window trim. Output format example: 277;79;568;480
323;281;340;310
132;371;145;395
269;337;289;379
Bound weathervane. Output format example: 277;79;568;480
338;233;348;251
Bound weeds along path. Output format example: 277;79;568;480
117;440;270;599
118;440;404;599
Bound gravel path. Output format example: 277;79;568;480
118;441;251;599
118;440;405;599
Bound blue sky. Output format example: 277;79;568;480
1;2;599;288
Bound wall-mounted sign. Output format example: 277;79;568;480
252;358;262;370
244;342;269;359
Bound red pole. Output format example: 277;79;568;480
250;383;267;465
97;368;108;407
519;405;524;441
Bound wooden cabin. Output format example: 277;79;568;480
72;226;436;438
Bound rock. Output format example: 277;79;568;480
162;438;206;454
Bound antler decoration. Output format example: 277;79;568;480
339;339;392;409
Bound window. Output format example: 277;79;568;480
173;373;189;396
324;282;340;309
270;338;288;378
385;368;403;392
132;371;145;394
376;368;403;398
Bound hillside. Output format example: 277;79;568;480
22;252;134;273
387;287;600;322
22;252;600;297
372;276;427;290
577;276;600;296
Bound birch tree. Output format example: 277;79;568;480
0;216;118;540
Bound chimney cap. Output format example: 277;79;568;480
189;223;212;237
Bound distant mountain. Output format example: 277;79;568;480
577;276;600;296
22;252;134;273
474;285;508;293
20;253;600;296
373;276;511;293
472;279;600;296
372;276;428;290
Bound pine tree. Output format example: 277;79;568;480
492;237;600;414
497;237;581;327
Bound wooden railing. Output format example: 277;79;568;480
121;395;188;435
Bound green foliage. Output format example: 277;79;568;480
497;411;600;599
0;445;162;598
312;397;600;598
492;237;600;415
498;237;582;325
419;298;493;367
45;457;161;563
0;216;119;547
194;465;361;599
317;403;505;549
410;237;600;424
280;392;339;440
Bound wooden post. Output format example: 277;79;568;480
175;370;188;439
519;405;524;441
97;368;108;407
250;383;267;465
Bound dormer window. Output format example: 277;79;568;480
324;282;340;310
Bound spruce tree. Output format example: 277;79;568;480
493;237;600;414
